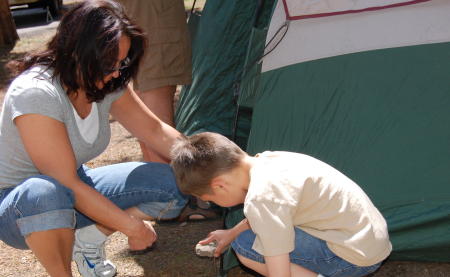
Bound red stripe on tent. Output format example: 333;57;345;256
281;0;431;21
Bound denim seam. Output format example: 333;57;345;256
331;262;380;277
326;260;354;277
291;256;315;263
102;188;175;199
290;249;337;263
104;189;184;219
156;200;175;221
290;255;339;268
13;202;24;218
104;189;184;210
323;255;341;263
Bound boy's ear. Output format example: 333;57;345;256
210;176;227;192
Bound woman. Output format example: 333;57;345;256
0;1;187;276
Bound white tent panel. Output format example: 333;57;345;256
262;0;450;73
283;0;429;19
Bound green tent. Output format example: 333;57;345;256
176;0;450;272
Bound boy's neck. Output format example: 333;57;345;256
239;155;256;191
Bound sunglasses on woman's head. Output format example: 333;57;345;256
103;57;130;76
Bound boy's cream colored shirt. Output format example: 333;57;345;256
244;151;392;267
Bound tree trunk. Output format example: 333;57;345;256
0;0;18;46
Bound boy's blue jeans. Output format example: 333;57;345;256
0;162;188;249
232;227;382;277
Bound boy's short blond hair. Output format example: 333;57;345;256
170;132;246;196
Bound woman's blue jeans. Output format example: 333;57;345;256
0;162;188;249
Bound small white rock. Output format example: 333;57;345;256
195;241;217;257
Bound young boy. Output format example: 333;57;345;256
170;132;392;277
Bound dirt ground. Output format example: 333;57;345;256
0;7;449;277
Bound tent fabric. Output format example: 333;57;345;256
174;0;257;141
176;0;450;271
239;2;450;263
281;0;430;20
244;41;450;261
262;0;450;73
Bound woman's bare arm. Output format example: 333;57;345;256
110;85;183;161
15;113;155;250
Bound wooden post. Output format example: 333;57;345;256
0;0;19;46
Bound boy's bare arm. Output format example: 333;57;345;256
199;218;250;257
265;254;291;277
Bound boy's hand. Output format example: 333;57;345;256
199;229;234;257
198;217;251;257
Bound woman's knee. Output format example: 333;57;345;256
86;162;181;194
79;162;188;219
115;162;188;209
0;176;76;249
15;175;75;214
126;162;180;190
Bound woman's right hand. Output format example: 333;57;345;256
127;220;157;250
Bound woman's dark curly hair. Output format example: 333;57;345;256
8;0;146;102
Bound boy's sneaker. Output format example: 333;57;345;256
73;235;117;277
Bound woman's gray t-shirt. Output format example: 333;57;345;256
0;66;125;189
